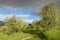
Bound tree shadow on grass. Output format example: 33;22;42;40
22;29;47;40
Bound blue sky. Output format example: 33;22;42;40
0;0;59;23
0;7;40;23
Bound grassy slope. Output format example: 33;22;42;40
0;32;40;40
45;28;60;40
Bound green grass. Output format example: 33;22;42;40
0;32;40;40
27;37;41;40
0;28;60;40
45;29;60;40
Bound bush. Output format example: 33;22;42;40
1;15;29;35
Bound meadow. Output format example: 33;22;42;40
0;3;60;40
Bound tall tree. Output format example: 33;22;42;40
38;3;59;30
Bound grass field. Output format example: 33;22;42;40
0;32;40;40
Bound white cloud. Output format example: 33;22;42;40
0;14;33;23
16;15;29;18
4;6;17;10
0;14;30;21
23;20;33;23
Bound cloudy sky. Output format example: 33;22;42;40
0;0;59;23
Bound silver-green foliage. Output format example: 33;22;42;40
1;15;28;34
